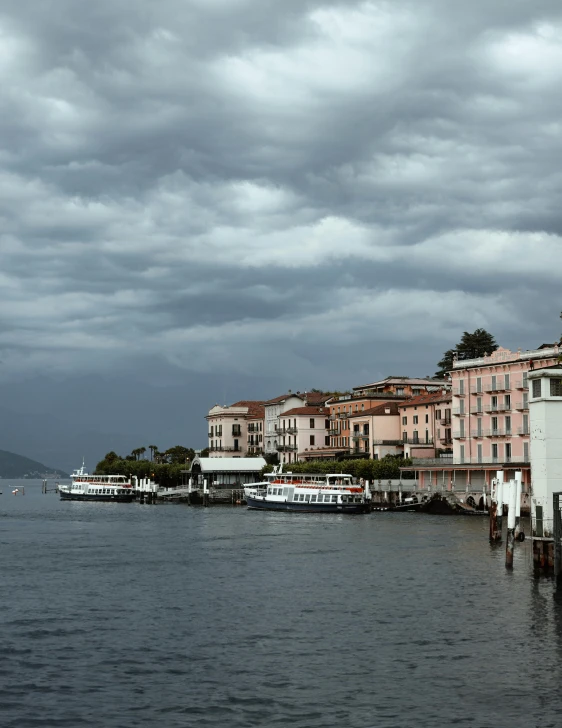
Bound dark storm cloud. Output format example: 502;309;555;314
1;0;561;393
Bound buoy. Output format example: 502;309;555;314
12;489;19;495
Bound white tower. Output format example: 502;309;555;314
529;366;562;540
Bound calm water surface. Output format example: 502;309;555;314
2;481;562;727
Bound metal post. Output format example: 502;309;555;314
506;480;517;568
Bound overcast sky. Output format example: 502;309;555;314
1;0;561;469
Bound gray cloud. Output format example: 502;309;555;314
0;0;561;464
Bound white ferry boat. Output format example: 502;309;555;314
244;470;369;514
59;461;135;503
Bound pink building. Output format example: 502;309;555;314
399;390;452;459
408;343;561;494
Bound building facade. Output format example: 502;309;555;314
399;390;452;459
207;400;264;457
264;391;330;456
407;343;561;492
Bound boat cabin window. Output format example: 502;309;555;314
331;495;337;503
311;495;317;502
305;495;310;502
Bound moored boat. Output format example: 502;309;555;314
244;470;369;514
59;461;134;502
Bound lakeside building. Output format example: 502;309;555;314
207;400;264;457
263;391;330;458
404;343;561;492
399;390;452;460
311;377;449;461
278;405;331;464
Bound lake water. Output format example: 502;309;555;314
1;480;562;727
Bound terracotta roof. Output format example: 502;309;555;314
264;392;304;405
399;391;451;409
353;376;447;391
281;406;328;416
350;402;400;418
230;400;266;418
264;391;330;405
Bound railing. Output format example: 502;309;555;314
513;401;529;410
208;432;213;438
513;379;528;390
440;438;453;445
208;446;241;452
276;445;297;452
410;456;528;466
232;430;242;437
471;429;484;437
484;403;512;413
440;418;452;425
328;428;340;435
404;438;434;445
452;408;466;416
470;406;483;414
482;428;511;437
517;427;530;435
276;427;298;435
470;385;484;394
453;387;466;396
484;383;507;393
352;432;369;439
372;439;404;446
453;431;466;438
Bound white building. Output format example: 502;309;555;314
278;405;331;465
264;391;329;456
207;400;264;457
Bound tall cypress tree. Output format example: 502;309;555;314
435;329;497;378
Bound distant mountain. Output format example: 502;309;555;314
0;449;69;479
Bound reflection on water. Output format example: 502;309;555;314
2;481;562;727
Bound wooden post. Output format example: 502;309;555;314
514;471;522;538
506;480;517;568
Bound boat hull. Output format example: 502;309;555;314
59;492;134;502
246;496;368;514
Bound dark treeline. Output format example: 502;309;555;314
263;455;414;481
95;445;208;488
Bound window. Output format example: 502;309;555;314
524;442;529;462
491;416;498;433
491;396;498;410
477;444;483;463
522;414;529;434
492;443;498;460
309;418;315;428
210;426;214;436
459;379;465;395
311;495;317;502
402;431;407;442
436;410;441;420
459;400;465;415
310;435;315;446
325;419;330;429
476;377;482;393
505;416;511;434
331;495;337;503
550;379;562;396
305;494;310;502
505;443;512;461
523;372;528;388
459;420;465;437
460;445;465;463
491;375;497;390
504;374;510;390
504;394;511;410
425;414;429;424
325;436;330;446
402;416;407;425
532;379;541;398
413;430;419;443
476;397;482;413
413;415;418;424
477;419;482;436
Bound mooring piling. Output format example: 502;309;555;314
506;480;517;568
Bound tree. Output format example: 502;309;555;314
148;445;158;462
435;329;497;378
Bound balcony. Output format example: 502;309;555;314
483;429;511;437
411;456;528;466
372;439;404;446
471;430;484;438
440;418;452;426
453;431;467;439
404;438;434;446
517;427;530;436
328;427;340;435
352;432;370;440
440;438;453;445
484;403;512;413
484;383;508;393
452;408;467;416
277;427;298;435
470;385;484;395
514;401;529;411
513;379;528;390
208;432;213;438
453;387;467;396
470;406;483;414
231;429;242;437
209;446;241;452
276;444;297;452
